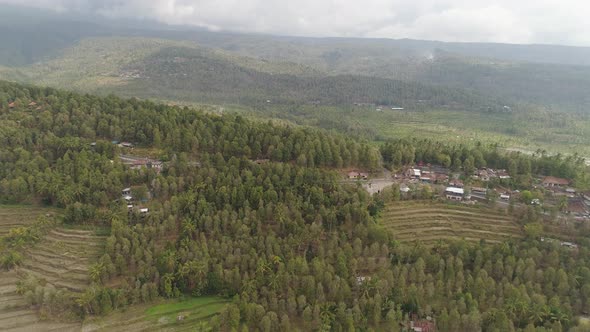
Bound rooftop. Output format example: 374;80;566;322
445;187;464;195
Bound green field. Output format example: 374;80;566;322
83;296;229;332
381;200;524;245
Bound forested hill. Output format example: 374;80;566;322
0;37;498;109
1;7;590;112
3;80;590;330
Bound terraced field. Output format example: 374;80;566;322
0;205;59;237
382;201;524;245
83;297;229;331
19;227;106;293
0;269;80;331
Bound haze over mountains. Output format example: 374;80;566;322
1;5;590;112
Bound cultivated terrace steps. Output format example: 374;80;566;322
0;226;105;331
382;201;524;245
20;228;106;293
0;270;80;332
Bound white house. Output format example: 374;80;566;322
445;187;464;201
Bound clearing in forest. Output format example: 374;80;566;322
82;296;230;331
381;200;524;245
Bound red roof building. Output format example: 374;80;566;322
410;320;435;332
542;176;570;187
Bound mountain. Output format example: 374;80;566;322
0;37;498;110
1;5;590;114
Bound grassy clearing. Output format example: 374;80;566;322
83;296;229;332
381;201;524;245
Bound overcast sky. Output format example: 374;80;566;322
3;0;589;46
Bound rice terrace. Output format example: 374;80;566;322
381;201;524;245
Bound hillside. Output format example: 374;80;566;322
0;37;498;110
0;81;590;330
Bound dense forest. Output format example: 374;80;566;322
2;80;590;331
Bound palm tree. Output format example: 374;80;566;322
89;262;106;283
268;273;280;291
163;273;175;298
319;303;336;332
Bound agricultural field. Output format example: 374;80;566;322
0;205;59;237
0;268;80;331
242;105;590;156
381;200;524;245
82;296;230;331
19;227;106;293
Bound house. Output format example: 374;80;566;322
448;179;464;188
410;319;435;332
140;208;149;214
348;171;368;180
409;168;421;179
471;187;487;195
500;194;510;200
435;173;449;184
28;101;37;107
567;197;588;215
445;187;464;201
147;160;164;170
120;142;134;148
542;176;570;187
561;241;579;249
400;184;410;193
348;171;359;179
122;188;131;196
477;169;490;181
8;102;15;108
127;204;134;209
123;195;133;202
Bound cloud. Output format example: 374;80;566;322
2;0;590;46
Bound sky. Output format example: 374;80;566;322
2;0;589;46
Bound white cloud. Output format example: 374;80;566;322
2;0;590;46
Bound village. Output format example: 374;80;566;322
346;162;590;222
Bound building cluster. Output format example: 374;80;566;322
472;168;511;181
119;155;164;173
121;187;149;214
404;165;450;184
541;176;590;218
